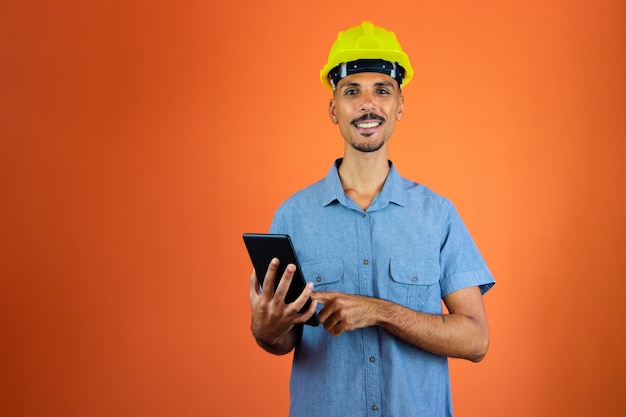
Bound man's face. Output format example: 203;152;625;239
329;72;404;153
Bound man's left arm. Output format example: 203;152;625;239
312;286;489;362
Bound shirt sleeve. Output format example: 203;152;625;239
269;203;289;234
438;202;495;297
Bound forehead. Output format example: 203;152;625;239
336;72;399;90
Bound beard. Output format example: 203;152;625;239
350;137;385;153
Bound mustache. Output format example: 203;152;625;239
351;113;385;125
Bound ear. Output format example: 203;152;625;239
328;98;338;124
396;94;405;121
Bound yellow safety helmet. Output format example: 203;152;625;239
320;21;414;91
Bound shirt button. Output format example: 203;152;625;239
372;404;379;411
361;212;366;217
369;356;376;363
316;276;322;282
363;259;369;265
411;276;418;282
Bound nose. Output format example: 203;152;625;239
360;91;376;113
360;93;376;113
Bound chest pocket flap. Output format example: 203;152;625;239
300;261;343;289
390;259;442;312
390;259;440;286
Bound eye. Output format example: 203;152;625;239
344;88;358;96
377;88;391;95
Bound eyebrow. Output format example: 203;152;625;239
341;81;396;90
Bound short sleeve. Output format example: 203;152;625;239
439;203;495;297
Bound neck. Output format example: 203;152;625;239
338;152;390;210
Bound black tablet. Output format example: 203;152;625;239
243;233;319;326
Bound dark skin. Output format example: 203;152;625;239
249;72;490;361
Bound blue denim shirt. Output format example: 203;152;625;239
270;159;495;417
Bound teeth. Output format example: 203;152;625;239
356;121;380;129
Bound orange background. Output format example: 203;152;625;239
1;1;625;416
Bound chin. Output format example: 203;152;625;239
351;141;385;153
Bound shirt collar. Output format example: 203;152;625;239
321;158;405;209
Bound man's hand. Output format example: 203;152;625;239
249;258;317;354
312;291;383;336
314;287;490;362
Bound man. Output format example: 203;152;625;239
249;21;495;417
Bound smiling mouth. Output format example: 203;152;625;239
352;113;385;130
355;121;381;129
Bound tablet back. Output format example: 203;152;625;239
243;233;319;326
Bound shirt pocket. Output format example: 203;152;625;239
389;259;442;313
300;261;344;292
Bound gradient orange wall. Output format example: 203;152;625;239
1;1;625;416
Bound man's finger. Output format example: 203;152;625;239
311;291;337;304
249;269;261;299
297;298;318;324
261;258;280;297
289;281;315;313
273;263;296;301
